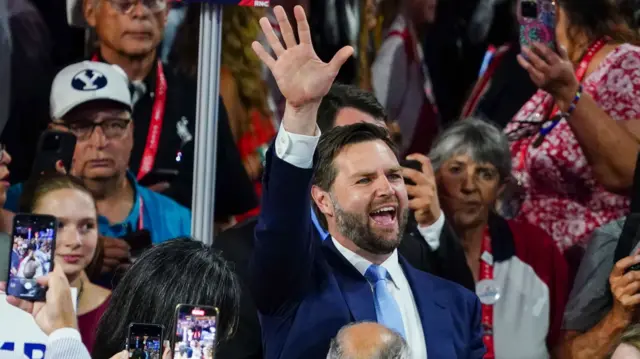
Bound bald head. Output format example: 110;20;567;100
327;322;409;359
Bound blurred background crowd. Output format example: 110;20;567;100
3;0;640;358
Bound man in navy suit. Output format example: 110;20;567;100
250;6;485;359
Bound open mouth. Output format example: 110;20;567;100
369;206;398;226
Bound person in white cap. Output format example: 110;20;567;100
79;0;257;227
3;61;192;286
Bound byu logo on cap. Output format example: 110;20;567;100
71;70;108;91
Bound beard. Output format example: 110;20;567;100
333;199;409;255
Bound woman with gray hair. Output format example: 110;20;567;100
430;118;569;359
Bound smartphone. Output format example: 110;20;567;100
121;229;152;259
400;159;422;186
126;323;164;358
518;0;556;50
6;214;57;301
172;304;219;359
31;130;76;177
138;169;179;187
0;232;11;282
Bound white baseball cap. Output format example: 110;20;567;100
50;61;133;120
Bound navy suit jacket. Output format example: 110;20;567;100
249;147;485;359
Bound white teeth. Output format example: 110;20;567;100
371;207;395;214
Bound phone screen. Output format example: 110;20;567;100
173;305;218;359
7;215;57;300
127;323;163;359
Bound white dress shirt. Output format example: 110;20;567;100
274;124;430;358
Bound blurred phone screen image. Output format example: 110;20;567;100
173;307;217;359
7;216;56;299
128;324;163;359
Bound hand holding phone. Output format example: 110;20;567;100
101;236;131;274
126;323;164;359
31;130;76;178
172;304;219;359
1;265;77;335
6;214;57;301
400;155;442;226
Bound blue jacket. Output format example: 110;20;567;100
250;147;485;359
5;172;191;244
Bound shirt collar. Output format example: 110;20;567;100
97;171;141;229
93;52;158;98
331;237;403;289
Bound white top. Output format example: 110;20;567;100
274;123;433;358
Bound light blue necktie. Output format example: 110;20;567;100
364;264;406;338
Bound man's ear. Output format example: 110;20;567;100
311;185;334;218
84;0;98;28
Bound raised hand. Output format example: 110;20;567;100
402;154;441;226
517;43;579;111
252;6;353;134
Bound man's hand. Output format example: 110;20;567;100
0;265;77;335
252;5;353;135
401;154;441;226
609;254;640;326
102;235;131;274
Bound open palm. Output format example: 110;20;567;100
252;6;353;109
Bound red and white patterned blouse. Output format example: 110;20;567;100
505;44;640;252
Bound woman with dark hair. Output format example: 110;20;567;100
91;238;241;359
20;173;110;353
504;0;640;252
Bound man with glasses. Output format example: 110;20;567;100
3;61;191;280
81;0;257;221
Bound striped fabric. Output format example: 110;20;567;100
45;328;91;359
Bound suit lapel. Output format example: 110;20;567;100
400;257;452;357
322;239;377;323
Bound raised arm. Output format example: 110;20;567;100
248;6;353;315
519;44;640;193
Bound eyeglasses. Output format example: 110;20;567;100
60;119;132;141
105;0;167;15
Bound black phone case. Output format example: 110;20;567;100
31;130;76;177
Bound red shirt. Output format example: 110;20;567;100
78;295;111;353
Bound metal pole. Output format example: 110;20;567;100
192;3;223;245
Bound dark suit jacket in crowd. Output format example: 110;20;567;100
249;148;483;359
214;195;474;359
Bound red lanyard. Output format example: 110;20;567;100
137;196;144;231
90;55;168;181
479;228;495;359
515;38;608;173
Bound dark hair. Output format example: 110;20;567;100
19;173;104;279
556;0;640;55
92;238;241;359
317;83;388;133
312;123;398;229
